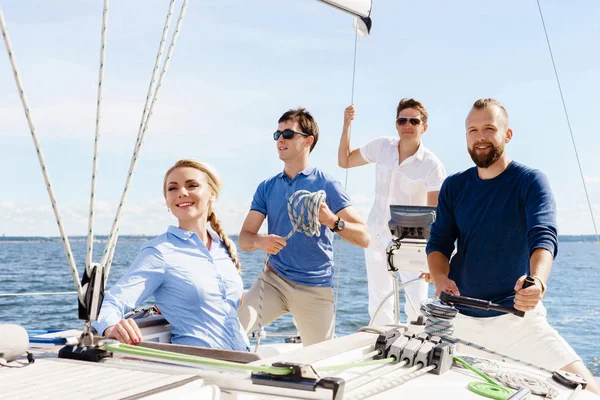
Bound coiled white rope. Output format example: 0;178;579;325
102;0;188;282
86;0;110;273
0;8;83;303
253;189;327;352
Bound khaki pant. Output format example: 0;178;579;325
238;270;334;346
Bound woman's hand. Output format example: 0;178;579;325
104;318;143;345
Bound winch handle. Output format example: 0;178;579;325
439;292;526;318
521;275;536;289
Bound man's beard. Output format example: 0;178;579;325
468;142;504;168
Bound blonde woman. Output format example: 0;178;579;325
93;160;249;351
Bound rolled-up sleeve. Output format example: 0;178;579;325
93;246;165;335
426;179;458;259
359;137;387;164
426;162;447;192
524;170;558;258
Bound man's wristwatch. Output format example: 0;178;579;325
330;217;345;233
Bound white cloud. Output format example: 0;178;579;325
584;176;600;184
555;204;600;235
0;196;252;237
0;201;15;210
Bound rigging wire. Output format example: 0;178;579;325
536;0;600;245
0;8;84;302
86;0;110;272
102;0;189;281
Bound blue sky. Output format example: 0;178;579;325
1;0;599;237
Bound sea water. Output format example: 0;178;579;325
0;236;598;374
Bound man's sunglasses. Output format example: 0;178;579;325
273;129;310;141
396;117;423;126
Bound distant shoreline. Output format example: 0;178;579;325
0;235;597;243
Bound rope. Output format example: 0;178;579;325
348;364;434;400
104;343;293;375
345;360;410;393
356;326;387;334
368;277;426;326
86;0;110;272
0;8;83;303
253;190;327;352
453;356;503;386
333;28;360;335
420;300;554;375
317;357;395;372
102;0;188;281
454;355;559;399
0;352;35;368
0;291;78;297
536;0;600;246
106;342;395;378
314;349;384;375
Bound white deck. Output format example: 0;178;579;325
2;329;598;400
1;358;216;400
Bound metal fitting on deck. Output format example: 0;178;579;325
373;327;407;360
428;342;453;375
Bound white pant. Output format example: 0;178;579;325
452;302;580;371
365;242;429;326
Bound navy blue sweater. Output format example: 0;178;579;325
426;161;558;317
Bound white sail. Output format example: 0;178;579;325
316;0;371;18
316;0;372;35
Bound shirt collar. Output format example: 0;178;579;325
277;165;316;179
396;140;425;163
167;225;221;244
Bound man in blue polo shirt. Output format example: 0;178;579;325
426;98;598;394
238;108;370;346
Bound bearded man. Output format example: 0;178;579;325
425;98;599;394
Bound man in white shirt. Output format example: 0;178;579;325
338;99;446;325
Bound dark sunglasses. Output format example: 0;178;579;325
396;117;423;126
273;129;310;141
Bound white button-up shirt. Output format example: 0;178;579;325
360;137;446;248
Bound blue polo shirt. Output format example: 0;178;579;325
250;166;352;287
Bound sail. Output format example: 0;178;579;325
316;0;372;35
317;0;371;17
